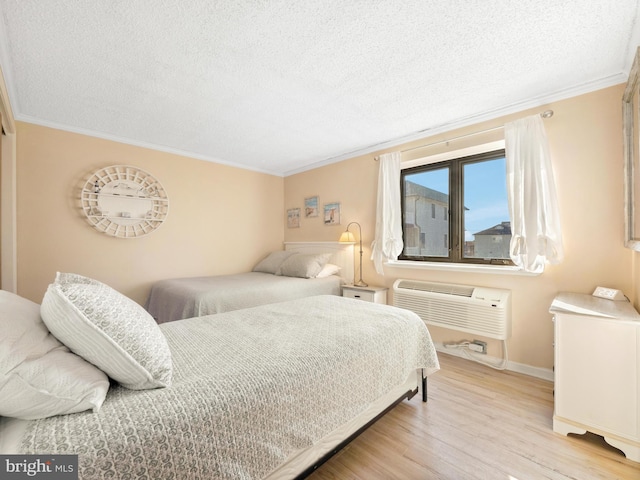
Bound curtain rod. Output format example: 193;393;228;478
374;109;554;160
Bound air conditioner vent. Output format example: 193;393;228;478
395;280;474;297
393;279;512;340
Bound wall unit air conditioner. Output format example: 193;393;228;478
392;279;512;340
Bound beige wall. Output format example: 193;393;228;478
634;252;640;310
285;84;632;371
16;122;284;305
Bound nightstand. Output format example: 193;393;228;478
342;285;388;304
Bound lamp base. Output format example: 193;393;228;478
354;280;368;287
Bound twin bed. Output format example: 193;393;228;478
145;242;355;323
0;243;440;479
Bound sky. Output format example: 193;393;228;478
408;157;509;241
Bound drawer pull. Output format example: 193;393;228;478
354;295;361;298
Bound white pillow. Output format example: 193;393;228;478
41;273;172;390
0;290;109;419
278;253;332;278
316;263;341;278
252;250;298;274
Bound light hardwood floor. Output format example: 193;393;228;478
308;353;640;480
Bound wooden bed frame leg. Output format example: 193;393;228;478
422;369;428;402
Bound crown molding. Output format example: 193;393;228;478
283;73;626;176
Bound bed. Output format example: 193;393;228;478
0;273;439;480
145;242;355;323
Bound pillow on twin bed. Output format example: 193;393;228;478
41;273;172;390
278;253;332;279
252;250;298;274
315;263;341;278
0;290;109;420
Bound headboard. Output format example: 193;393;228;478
284;242;355;285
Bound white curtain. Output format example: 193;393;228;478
371;152;403;274
505;114;564;273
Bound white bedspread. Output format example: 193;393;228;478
145;272;342;323
11;296;439;480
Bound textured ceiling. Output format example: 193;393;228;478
0;1;639;176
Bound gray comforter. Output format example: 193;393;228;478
145;272;342;323
17;295;439;479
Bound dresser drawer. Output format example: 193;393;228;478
342;286;387;304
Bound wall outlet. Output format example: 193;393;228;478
469;340;487;354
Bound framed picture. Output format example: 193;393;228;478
624;46;640;250
323;202;340;225
287;208;300;228
304;196;319;217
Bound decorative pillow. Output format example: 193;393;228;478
252;250;298;274
0;290;109;419
41;273;172;390
278;253;332;278
315;263;341;278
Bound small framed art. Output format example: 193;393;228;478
287;208;301;228
323;202;340;225
304;196;319;217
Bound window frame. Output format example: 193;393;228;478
399;147;513;266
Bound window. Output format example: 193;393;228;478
400;149;512;265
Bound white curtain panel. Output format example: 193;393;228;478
371;152;404;274
505;114;564;273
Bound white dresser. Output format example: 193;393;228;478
549;292;640;462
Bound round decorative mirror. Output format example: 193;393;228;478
80;165;169;238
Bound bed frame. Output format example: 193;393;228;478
300;370;428;478
265;368;428;479
284;241;355;285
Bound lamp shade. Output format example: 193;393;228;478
339;231;355;243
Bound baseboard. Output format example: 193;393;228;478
434;343;554;382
